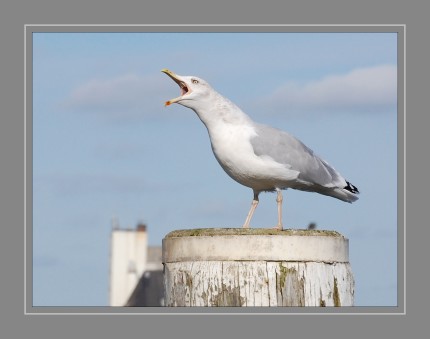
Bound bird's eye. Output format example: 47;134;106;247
191;79;199;84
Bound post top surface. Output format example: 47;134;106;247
165;228;344;239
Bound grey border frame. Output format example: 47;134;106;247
25;24;405;315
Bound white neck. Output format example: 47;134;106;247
180;91;253;131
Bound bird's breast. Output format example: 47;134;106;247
207;123;299;190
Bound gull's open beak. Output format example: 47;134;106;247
161;69;191;106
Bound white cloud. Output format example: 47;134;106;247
63;65;397;122
62;73;169;121
253;64;397;115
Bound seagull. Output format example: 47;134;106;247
161;69;359;230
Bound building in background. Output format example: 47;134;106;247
109;221;164;306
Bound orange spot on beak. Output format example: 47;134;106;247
165;101;171;106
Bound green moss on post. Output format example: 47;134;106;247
165;228;344;238
333;277;341;307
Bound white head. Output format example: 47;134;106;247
161;69;215;111
161;69;251;128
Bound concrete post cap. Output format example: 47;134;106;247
162;228;349;263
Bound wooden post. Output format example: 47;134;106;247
162;228;354;307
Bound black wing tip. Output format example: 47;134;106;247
344;181;359;194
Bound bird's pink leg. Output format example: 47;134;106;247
242;192;259;228
273;189;283;230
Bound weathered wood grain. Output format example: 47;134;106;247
164;260;354;307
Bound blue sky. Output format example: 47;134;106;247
32;32;398;307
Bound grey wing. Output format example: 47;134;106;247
250;124;346;188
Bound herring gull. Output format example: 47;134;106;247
161;69;359;230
